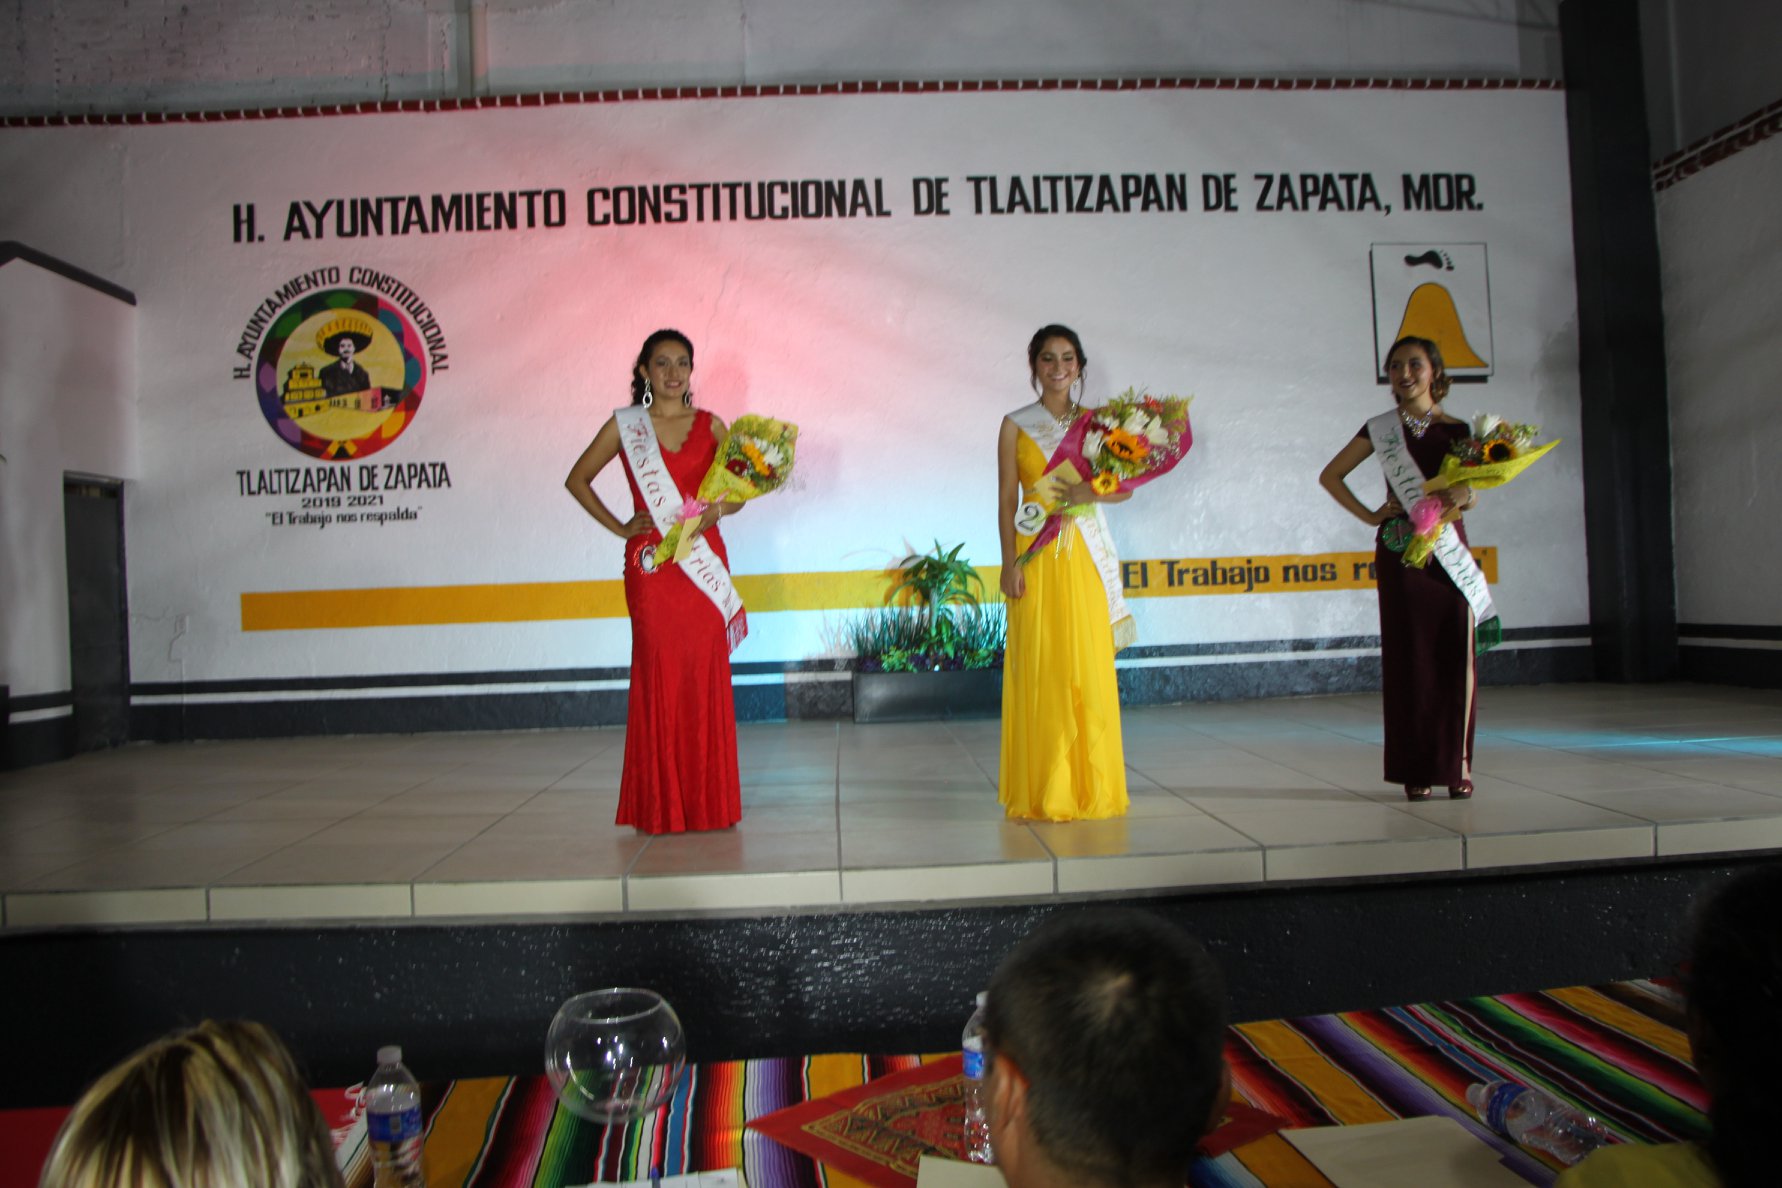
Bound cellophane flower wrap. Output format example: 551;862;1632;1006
1019;389;1193;565
650;414;798;568
1400;414;1560;569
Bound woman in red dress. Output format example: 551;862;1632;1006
565;329;744;832
1319;336;1480;801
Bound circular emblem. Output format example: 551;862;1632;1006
1014;500;1048;536
636;548;659;575
1380;517;1414;554
255;288;427;460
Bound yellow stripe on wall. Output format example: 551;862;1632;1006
240;550;1500;631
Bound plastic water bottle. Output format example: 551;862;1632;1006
1466;1080;1610;1165
961;991;994;1164
366;1045;426;1187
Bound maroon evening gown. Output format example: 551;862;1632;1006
1361;420;1478;788
615;409;742;832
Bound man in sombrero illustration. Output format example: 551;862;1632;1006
317;314;376;399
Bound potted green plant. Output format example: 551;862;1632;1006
848;541;1006;723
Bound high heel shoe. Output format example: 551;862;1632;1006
1448;780;1474;800
1404;786;1433;802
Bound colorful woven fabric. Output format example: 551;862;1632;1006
1;981;1709;1188
748;1053;1286;1188
1196;979;1708;1188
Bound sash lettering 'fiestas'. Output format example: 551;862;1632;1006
1367;409;1500;653
650;415;799;570
614;406;750;654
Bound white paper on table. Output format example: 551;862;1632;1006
915;1154;1006;1187
567;1171;744;1188
1282;1117;1529;1188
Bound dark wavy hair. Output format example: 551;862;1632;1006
1687;863;1782;1188
1386;335;1451;403
984;909;1226;1186
630;329;694;404
1026;324;1087;394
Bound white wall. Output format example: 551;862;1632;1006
0;0;1562;117
0;259;138;703
1659;133;1782;628
0;85;1586;699
0;0;1596;725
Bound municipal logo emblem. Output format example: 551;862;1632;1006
255;288;428;459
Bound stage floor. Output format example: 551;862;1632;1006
3;683;1780;930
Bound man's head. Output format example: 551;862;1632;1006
982;908;1228;1187
1686;863;1782;1188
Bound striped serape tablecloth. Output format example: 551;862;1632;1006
2;980;1710;1188
1202;978;1709;1186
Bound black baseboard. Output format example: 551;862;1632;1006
131;689;633;741
2;714;75;770
1678;645;1782;689
2;854;1768;1109
117;644;1594;743
1117;645;1592;704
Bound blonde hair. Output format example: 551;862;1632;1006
39;1019;344;1188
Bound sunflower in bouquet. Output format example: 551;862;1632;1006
1018;389;1193;564
1400;413;1560;569
650;415;798;568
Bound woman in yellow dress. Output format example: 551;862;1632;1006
997;324;1134;821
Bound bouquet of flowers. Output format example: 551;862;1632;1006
1016;388;1193;565
649;414;798;569
1399;413;1560;569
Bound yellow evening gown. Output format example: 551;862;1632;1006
998;429;1130;820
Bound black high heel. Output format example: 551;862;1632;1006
1405;786;1433;802
1448;780;1474;800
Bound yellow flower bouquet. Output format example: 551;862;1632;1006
650;414;799;568
1019;389;1194;564
1401;414;1560;569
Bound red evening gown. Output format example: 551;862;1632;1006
1362;420;1478;787
615;409;742;832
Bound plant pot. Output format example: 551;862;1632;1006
851;668;1003;724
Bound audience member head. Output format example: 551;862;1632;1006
1687;863;1782;1188
39;1018;344;1188
982;908;1228;1188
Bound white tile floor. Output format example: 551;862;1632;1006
3;683;1780;929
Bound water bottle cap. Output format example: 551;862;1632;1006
1481;1081;1524;1134
377;1045;403;1065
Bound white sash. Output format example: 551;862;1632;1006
613;406;748;654
1008;402;1137;651
1367;409;1495;624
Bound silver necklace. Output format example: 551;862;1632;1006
1047;400;1079;428
1399;406;1435;439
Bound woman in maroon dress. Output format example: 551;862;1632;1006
1319;336;1480;801
565;329;744;832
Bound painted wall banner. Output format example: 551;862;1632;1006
1371;242;1493;382
0;85;1585;694
237;550;1500;632
225;266;450;530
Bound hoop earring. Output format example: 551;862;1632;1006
682;389;693;408
641;378;654;408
